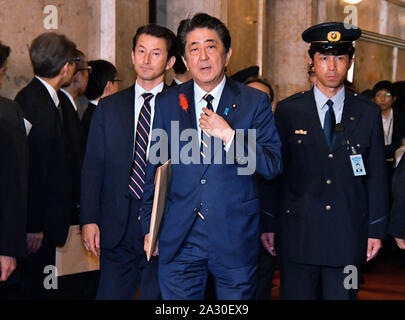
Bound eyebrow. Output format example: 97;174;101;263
137;45;162;51
190;39;217;46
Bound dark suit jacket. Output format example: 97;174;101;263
58;91;85;225
15;78;72;246
81;102;97;145
140;78;282;268
389;155;405;238
274;89;389;266
80;83;169;249
0;98;28;259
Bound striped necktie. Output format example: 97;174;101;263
200;93;214;163
323;99;336;149
129;92;153;199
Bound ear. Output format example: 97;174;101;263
103;81;113;97
165;55;176;71
131;50;136;66
224;48;232;67
181;56;189;71
60;62;70;77
348;57;354;71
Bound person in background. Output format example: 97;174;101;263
245;76;279;300
0;41;28;295
372;80;405;195
15;32;77;299
81;60;119;143
170;19;192;87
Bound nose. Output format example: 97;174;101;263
199;47;208;61
143;52;151;64
327;57;337;70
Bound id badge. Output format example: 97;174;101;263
350;154;366;176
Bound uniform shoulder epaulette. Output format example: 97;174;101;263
278;90;311;105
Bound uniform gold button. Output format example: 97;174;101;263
328;154;333;158
326;205;331;211
286;210;290;214
326;179;332;184
297;139;302;144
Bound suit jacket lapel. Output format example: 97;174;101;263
116;86;135;163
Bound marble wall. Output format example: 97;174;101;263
0;0;403;102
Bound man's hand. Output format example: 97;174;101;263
26;232;44;254
0;256;16;282
394;237;405;250
82;223;100;257
199;107;234;144
367;238;382;262
260;233;277;256
144;233;159;256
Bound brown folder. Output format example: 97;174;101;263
55;225;100;276
146;159;172;261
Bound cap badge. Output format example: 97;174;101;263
327;31;341;42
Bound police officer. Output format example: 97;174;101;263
273;22;389;299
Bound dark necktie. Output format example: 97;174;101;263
200;93;214;163
323;99;336;149
129;93;153;199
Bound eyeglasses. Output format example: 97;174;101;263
76;66;92;74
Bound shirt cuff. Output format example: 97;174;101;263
223;130;235;152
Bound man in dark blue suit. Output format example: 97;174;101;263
140;13;282;300
274;22;389;299
80;24;176;300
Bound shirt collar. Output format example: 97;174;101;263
314;83;345;110
194;75;226;105
35;76;60;107
89;99;99;106
60;88;78;111
135;81;164;100
382;108;393;120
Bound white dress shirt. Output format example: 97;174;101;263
193;76;234;151
35;76;59;107
382;108;393;146
133;81;164;159
60;88;78;111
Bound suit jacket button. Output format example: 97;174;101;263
326;205;332;211
286;209;290;214
326;179;332;184
297;139;302;144
200;179;206;185
328;153;333;158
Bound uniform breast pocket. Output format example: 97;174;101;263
352;139;370;155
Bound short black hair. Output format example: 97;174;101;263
178;13;231;57
85;60;117;100
244;76;274;102
173;19;190;75
74;49;87;71
308;46;355;61
0;41;10;68
372;80;393;98
29;32;77;78
132;24;177;61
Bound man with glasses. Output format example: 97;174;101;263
15;32;78;299
81;59;119;143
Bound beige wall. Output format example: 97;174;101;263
0;0;90;99
0;0;404;102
